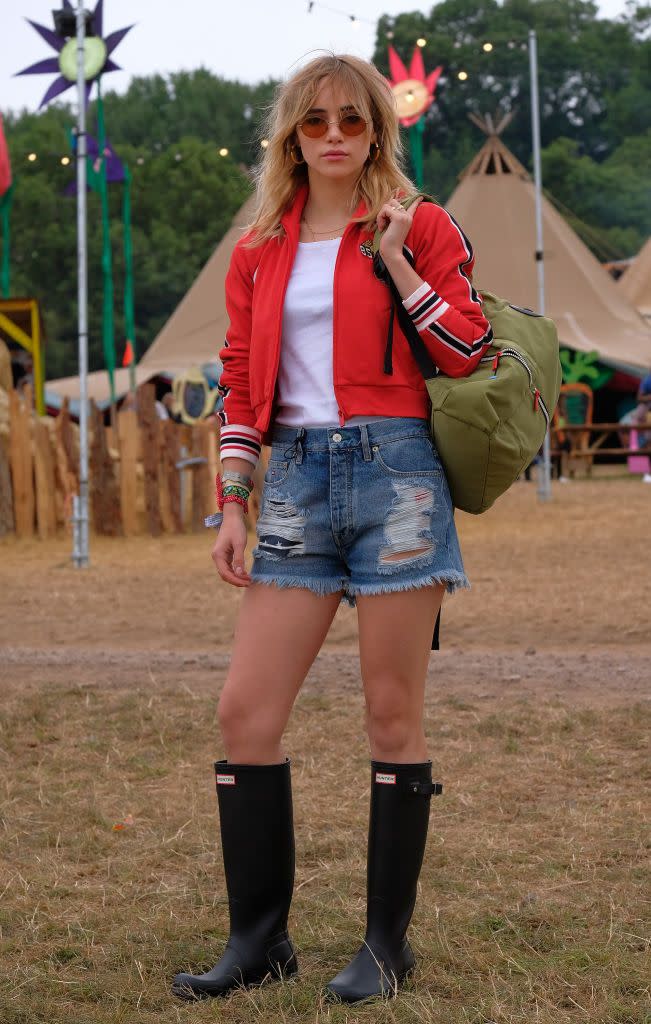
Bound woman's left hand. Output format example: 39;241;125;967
377;193;423;263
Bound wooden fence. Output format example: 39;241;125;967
0;382;251;540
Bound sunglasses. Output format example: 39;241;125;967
298;113;368;139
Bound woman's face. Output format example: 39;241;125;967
294;78;376;185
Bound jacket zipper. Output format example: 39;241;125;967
332;223;356;426
480;348;550;427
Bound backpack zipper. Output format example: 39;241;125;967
480;348;550;427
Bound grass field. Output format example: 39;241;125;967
1;475;650;1023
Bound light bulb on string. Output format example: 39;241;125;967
406;91;415;103
61;156;70;166
350;15;360;29
483;42;493;52
219;148;229;157
416;37;426;47
458;70;468;81
28;152;37;162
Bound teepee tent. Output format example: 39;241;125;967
139;193;257;376
618;237;651;324
445;114;651;374
45;194;257;410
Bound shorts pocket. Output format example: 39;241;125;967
373;434;441;477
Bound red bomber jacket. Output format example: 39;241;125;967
217;183;493;465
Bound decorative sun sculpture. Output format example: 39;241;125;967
386;45;442;127
385;44;442;188
16;0;133;108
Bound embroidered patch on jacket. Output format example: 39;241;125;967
216;774;236;785
376;772;397;784
359;240;373;258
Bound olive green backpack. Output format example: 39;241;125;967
372;196;562;514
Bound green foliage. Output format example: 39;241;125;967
2;0;649;379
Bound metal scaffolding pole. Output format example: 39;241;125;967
73;0;90;567
529;28;552;502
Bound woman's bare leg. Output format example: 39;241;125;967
218;583;342;763
356;585;445;762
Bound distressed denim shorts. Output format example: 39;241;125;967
250;417;469;605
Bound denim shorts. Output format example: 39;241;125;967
250;417;469;605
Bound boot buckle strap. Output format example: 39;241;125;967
410;781;443;796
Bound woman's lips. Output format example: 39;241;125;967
322;153;347;160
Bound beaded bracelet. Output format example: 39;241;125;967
216;474;250;514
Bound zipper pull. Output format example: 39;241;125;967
533;388;540;411
492;351;502;372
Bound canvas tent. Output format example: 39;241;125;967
44;194;256;409
445;114;651;374
139;194;257;377
617;236;651;323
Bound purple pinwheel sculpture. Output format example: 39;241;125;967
16;0;132;108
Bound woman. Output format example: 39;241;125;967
172;53;492;1005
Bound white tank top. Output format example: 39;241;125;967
275;237;386;428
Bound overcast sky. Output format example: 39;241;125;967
3;0;631;115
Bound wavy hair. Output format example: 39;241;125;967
242;52;418;248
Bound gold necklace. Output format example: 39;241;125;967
301;215;347;241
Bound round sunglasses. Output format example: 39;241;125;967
298;113;368;139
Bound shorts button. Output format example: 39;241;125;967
332;432;342;442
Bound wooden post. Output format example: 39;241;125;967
90;401;122;535
33;417;57;539
137;383;162;537
160;419;182;533
0;442;14;535
8;390;34;538
118;408;139;536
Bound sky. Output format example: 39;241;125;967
3;0;632;115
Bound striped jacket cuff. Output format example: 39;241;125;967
219;424;262;468
403;281;450;332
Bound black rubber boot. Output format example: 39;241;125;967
172;758;298;1000
325;760;442;1003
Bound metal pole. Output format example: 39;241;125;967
529;28;552;502
74;0;90;566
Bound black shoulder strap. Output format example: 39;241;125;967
371;193;439;382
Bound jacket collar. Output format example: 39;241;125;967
280;182;369;239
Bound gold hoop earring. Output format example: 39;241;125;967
369;142;381;163
290;144;305;165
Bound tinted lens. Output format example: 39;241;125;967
300;116;328;138
340;114;366;136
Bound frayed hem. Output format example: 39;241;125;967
249;574;345;599
346;571;470;599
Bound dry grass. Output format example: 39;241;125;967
0;679;649;1022
1;474;650;1022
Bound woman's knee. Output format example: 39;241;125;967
364;686;421;752
217;685;284;748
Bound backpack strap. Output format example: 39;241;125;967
372;193;440;382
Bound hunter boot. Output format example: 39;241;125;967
172;758;298;1000
325;760;442;1003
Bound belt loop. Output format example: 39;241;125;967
295;427;305;464
360;424;372;461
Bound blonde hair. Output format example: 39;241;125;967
242;53;418;248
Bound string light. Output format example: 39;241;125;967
416;37;427;47
406;91;415;102
60;156;70;166
483;42;493;52
458;71;468;81
28;152;37;162
306;1;375;26
219;147;229;157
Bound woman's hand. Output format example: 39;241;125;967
211;507;252;587
377;193;423;264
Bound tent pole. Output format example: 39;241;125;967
529;28;552;502
74;0;90;567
